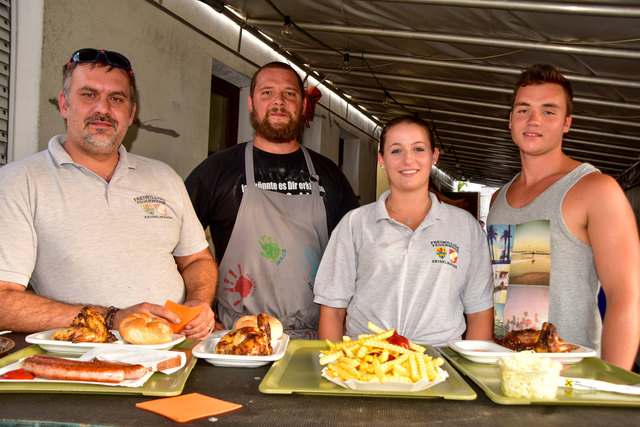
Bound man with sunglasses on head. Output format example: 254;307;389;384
0;49;217;339
186;62;358;339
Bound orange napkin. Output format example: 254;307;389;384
136;393;241;422
164;300;204;333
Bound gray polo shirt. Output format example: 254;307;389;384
314;191;493;346
0;135;208;307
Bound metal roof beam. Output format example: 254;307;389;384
250;20;640;59
316;68;640;111
439;134;635;164
370;0;640;18
347;84;640;129
363;100;640;143
290;48;640;90
342;84;510;110
434;120;640;152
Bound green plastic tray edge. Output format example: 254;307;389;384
440;346;640;407
259;339;477;400
0;340;198;396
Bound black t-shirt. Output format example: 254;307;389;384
185;142;359;261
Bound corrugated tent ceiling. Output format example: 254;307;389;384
207;0;640;188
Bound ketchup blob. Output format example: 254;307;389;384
0;368;34;380
387;331;411;349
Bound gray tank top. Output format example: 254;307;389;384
487;163;601;353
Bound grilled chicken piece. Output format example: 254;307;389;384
216;312;273;356
495;322;579;353
51;326;100;343
51;306;117;343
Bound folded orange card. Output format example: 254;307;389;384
164;300;204;333
136;393;242;422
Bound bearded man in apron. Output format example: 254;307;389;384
186;62;359;339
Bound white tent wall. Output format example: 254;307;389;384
13;0;213;178
9;0;378;202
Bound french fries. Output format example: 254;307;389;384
319;322;445;384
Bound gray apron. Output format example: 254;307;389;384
217;142;329;339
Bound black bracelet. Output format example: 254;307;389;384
105;306;119;330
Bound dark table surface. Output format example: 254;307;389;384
0;333;638;427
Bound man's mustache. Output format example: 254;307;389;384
84;114;117;128
269;108;292;118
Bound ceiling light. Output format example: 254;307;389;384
382;91;392;108
281;16;293;39
341;53;351;73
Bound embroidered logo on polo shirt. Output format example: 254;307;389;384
134;194;173;219
431;240;459;268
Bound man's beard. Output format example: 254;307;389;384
82;114;120;148
251;108;304;143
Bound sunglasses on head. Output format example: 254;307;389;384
67;49;134;78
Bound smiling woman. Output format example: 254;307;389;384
313;115;495;346
378;116;439;229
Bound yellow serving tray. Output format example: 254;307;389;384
259;339;476;400
0;340;197;396
440;346;640;406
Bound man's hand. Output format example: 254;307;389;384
112;301;215;340
112;302;181;331
179;300;215;339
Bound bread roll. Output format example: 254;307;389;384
118;313;173;345
234;314;283;340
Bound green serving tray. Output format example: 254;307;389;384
0;340;198;396
259;339;476;399
440;346;640;406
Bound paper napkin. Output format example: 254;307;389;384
136;392;242;422
165;300;204;333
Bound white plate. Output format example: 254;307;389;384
447;340;596;364
25;329;186;355
192;331;289;368
321;366;449;392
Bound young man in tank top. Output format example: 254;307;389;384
186;62;358;339
487;64;639;370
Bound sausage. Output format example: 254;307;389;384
89;358;149;380
21;354;146;383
